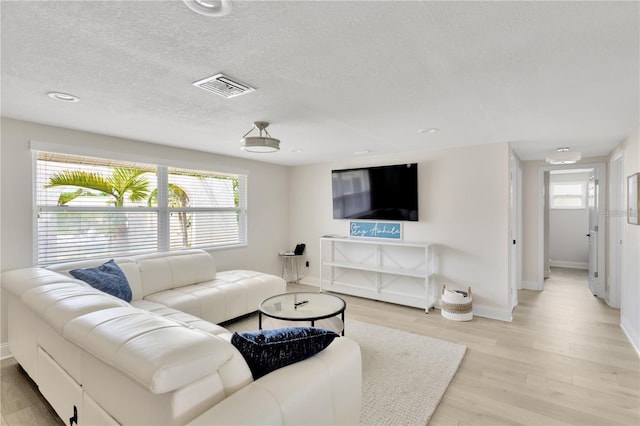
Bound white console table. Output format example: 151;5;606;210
319;237;435;312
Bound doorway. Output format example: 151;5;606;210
509;153;522;311
537;163;607;298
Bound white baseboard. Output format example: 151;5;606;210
620;320;640;357
471;304;513;322
549;260;588;269
0;343;12;360
305;276;512;322
521;280;543;291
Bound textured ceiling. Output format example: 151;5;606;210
1;0;638;166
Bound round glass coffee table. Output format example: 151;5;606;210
259;292;346;335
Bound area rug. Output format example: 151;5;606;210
224;315;466;425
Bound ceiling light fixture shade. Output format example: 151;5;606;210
182;0;231;17
546;148;581;165
240;121;280;153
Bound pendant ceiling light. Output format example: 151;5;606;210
546;147;581;165
240;121;280;153
182;0;232;17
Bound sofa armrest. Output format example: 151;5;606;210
2;268;83;297
186;337;362;425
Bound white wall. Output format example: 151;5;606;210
522;160;542;286
288;142;513;321
549;172;590;269
0;117;290;346
612;128;640;352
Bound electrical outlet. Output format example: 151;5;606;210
305;261;310;267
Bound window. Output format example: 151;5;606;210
550;181;586;209
332;169;371;218
35;152;247;265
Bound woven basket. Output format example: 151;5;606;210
441;286;473;321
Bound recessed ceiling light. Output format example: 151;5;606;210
557;147;570;152
292;149;304;153
183;0;231;17
47;92;79;102
417;128;439;134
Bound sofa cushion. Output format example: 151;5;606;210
70;259;133;302
21;283;129;334
136;250;216;297
64;307;235;394
231;327;339;379
214;271;287;321
131;299;229;336
46;257;143;301
143;271;286;325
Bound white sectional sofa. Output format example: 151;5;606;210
2;249;362;425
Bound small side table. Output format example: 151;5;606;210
279;253;303;283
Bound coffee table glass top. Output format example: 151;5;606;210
259;292;346;321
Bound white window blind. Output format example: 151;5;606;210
164;167;247;250
550;181;586;209
35;152;247;265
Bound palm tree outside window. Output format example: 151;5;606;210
34;151;246;265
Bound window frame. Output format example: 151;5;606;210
549;180;587;210
33;150;248;265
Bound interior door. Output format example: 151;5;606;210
587;171;599;296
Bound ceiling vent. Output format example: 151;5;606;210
193;73;255;98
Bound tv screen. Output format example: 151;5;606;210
332;163;418;221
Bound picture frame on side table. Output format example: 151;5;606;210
628;172;639;225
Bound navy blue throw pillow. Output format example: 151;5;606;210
231;327;339;379
69;259;132;302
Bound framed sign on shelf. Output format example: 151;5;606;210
349;221;402;240
628;172;639;225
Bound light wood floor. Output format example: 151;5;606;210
337;267;640;426
1;268;638;425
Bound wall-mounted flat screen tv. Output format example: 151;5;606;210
332;163;418;221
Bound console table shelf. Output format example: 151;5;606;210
322;261;426;279
320;237;436;312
